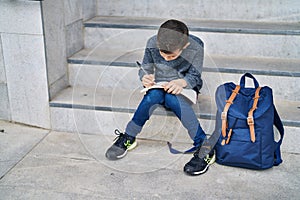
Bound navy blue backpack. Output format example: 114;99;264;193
215;73;284;169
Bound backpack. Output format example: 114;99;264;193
214;73;284;169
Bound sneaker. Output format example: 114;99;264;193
105;129;137;160
183;149;215;176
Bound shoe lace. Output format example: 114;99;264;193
113;129;135;148
193;148;213;164
204;155;212;164
114;129;123;138
113;129;126;146
193;148;201;158
188;150;201;164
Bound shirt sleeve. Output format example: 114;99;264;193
183;44;204;92
138;40;155;81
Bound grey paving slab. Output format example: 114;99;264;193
0;129;299;199
0;121;49;179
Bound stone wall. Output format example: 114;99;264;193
42;0;97;99
0;0;97;128
0;0;50;128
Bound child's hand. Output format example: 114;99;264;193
142;74;155;88
163;79;187;94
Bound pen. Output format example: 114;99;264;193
136;61;148;75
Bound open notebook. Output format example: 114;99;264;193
140;82;197;104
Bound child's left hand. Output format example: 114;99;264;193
163;79;187;94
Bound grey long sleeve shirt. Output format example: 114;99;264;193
139;34;204;93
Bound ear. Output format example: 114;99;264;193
183;42;190;49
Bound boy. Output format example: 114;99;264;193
105;19;215;175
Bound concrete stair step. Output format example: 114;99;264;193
84;16;300;59
86;16;300;35
49;86;300;149
96;0;300;23
68;48;300;101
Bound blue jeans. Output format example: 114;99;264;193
125;89;206;147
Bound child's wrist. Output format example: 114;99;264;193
178;79;187;87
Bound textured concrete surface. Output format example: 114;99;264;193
96;0;300;22
0;0;50;127
84;24;300;59
67;46;300;101
1;33;50;128
0;120;299;199
0;121;49;179
0;1;43;35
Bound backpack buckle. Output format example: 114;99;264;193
247;116;254;125
221;112;227;120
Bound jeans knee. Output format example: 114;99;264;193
164;94;180;110
144;89;165;105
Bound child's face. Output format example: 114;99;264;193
159;49;183;61
159;42;190;61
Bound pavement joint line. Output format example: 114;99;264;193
4;158;99;171
0;130;52;181
0;183;107;199
0;121;51;132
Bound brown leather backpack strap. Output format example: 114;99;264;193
221;85;241;138
247;87;262;142
225;128;233;144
